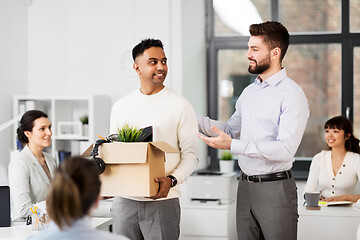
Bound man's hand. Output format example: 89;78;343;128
149;176;172;200
198;126;232;150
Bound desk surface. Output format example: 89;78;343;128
299;204;360;217
298;205;360;240
0;217;113;240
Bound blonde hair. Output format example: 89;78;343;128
46;156;101;230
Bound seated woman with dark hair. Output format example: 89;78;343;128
27;156;129;240
9;110;56;220
304;115;360;202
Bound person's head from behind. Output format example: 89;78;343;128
17;110;52;149
324;115;360;154
132;38;168;90
47;156;101;230
247;21;289;75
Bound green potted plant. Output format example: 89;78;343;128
116;124;143;142
80;115;88;125
219;150;234;173
80;115;89;136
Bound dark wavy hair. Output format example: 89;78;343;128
324;115;360;154
132;38;164;61
249;21;289;61
17;110;49;144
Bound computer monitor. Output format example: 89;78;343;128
0;186;11;227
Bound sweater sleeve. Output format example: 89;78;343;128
171;101;199;184
304;152;322;195
355;154;360;182
110;101;119;134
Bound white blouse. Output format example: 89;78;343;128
304;150;360;198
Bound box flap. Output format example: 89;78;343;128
150;142;178;153
100;142;148;164
81;144;94;157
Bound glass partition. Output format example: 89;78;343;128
354;47;360;138
350;0;360;32
279;0;341;33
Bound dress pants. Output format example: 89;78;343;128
236;176;298;240
111;197;180;240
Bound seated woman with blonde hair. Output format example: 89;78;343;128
26;156;129;240
304;115;360;202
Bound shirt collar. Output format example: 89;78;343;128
254;68;287;87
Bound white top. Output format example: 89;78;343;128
198;69;309;175
25;217;129;240
110;87;199;200
8;145;57;219
304;150;360;198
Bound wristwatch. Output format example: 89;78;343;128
167;175;177;187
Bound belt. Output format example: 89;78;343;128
241;170;292;183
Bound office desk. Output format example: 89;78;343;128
298;205;360;240
0;217;113;240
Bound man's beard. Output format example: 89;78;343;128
248;57;270;74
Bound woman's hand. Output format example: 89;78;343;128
323;194;360;202
323;195;346;202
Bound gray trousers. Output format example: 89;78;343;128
111;197;180;240
236;176;298;240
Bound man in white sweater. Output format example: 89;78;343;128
110;38;199;240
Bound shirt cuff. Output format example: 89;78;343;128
230;139;247;155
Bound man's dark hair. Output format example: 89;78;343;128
132;38;164;61
249;21;289;61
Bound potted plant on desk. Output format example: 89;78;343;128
219;150;234;173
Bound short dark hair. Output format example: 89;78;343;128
17;110;49;144
132;38;164;61
324;115;360;154
249;21;289;61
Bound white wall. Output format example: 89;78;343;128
0;0;207;172
0;0;28;184
27;0;184;103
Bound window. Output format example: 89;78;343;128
279;0;341;33
354;47;360;138
206;0;360;171
350;0;360;32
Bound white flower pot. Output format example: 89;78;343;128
219;160;234;173
82;124;89;136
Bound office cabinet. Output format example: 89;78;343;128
13;95;110;161
180;201;236;240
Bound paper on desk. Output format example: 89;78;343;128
319;200;352;206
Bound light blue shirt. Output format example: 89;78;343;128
26;217;129;240
198;68;309;175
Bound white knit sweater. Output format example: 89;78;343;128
304;150;360;198
110;87;199;199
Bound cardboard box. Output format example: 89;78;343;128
96;141;178;197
